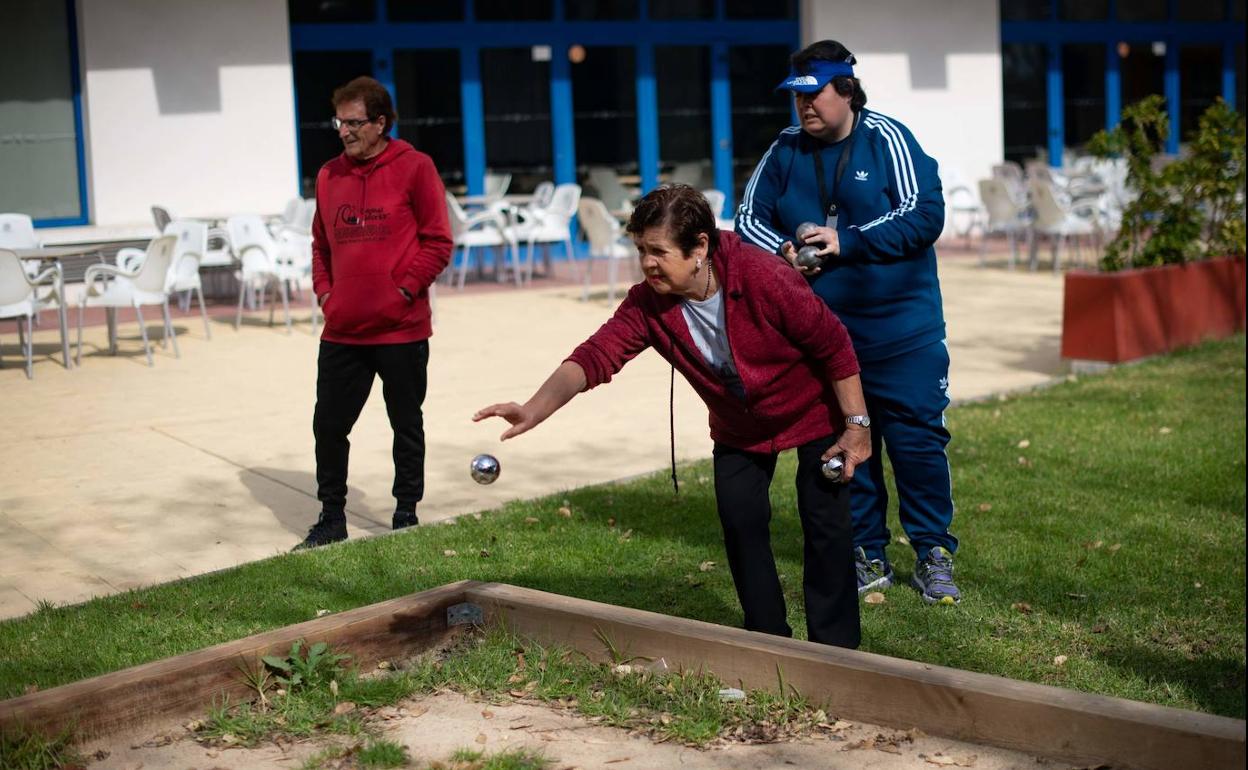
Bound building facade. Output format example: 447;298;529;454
3;0;1242;229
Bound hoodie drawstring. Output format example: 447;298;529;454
669;363;679;494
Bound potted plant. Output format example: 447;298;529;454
1061;96;1246;363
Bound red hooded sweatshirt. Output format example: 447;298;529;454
565;232;860;453
312;139;453;345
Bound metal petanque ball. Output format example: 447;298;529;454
795;221;821;243
796;244;824;269
470;454;501;485
821;454;846;482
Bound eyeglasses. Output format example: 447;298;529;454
332;116;377;131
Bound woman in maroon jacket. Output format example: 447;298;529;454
474;185;871;648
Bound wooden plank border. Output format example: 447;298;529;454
0;580;476;741
2;581;1243;770
466;583;1246;770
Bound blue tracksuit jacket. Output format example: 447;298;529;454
735;109;946;363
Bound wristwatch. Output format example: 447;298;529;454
845;414;871;429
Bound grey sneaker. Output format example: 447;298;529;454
912;546;961;605
855;546;894;596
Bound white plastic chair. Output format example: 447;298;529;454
577;197;638;304
446;192;515;289
1028;176;1101;273
505;183;581;284
76;234;179;367
586;167;638;216
483;172;512;202
0;248;71;378
977;178;1031;269
700;189;735;231
0;213;47;286
227;215;301;333
116;220;214;339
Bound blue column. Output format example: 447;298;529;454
1046;42;1064;168
550;52;576;186
1223;42;1237;110
1105;42;1121;130
460;47;486;195
710;43;734;210
1164;41;1180;153
636;42;660;193
373;48;397;137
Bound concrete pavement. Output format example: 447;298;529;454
0;253;1066;620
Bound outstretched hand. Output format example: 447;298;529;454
473;402;539;440
823;426;871;481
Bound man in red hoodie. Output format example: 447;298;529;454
295;76;453;549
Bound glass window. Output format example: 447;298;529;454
649;0;714;19
725;0;797;20
1059;0;1107;21
1116;0;1167;22
1002;43;1049;164
571;46;638;170
565;1;638;20
1000;0;1052;21
1175;1;1224;21
388;1;464;21
657;46;712;187
729;44;792;198
1179;46;1223;140
1239;45;1246;111
288;0;375;23
1120;41;1166;115
394;50;464;186
1063;44;1106;151
481;48;552;192
0;0;82;221
475;0;553;21
293;50;373;198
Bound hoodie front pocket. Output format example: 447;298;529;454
323;273;407;336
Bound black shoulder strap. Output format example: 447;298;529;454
811;111;861;218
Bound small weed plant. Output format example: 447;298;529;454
0;728;82;770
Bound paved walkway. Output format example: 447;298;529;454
0;253;1066;620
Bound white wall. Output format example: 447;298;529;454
77;0;298;226
802;0;1002;205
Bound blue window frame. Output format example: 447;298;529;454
289;0;797;209
1000;0;1244;167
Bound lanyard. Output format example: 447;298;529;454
811;111;860;225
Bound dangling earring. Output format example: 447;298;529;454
695;258;702;272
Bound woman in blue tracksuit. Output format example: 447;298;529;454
735;39;961;604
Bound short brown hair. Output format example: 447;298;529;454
331;76;398;132
626;184;719;257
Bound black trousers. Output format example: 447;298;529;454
712;435;861;648
313;339;429;514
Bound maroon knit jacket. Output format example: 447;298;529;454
565;232;860;453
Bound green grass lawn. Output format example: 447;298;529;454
1;337;1243;719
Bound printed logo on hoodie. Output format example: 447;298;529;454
334;204;391;243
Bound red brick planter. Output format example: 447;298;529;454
1061;257;1246;363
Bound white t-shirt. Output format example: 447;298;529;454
680;289;745;399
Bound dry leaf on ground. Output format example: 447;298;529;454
1017;439;1031;448
1011;602;1033;614
699;560;716;572
1053;655;1068;666
557;506;572;518
864;592;887;605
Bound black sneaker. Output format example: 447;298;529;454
292;512;347;551
392;510;419;530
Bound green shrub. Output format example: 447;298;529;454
1087;96;1245;270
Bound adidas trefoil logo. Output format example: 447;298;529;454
938;376;949;391
854;170;869;181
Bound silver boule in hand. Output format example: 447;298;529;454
796;245;824;269
795;221;821;243
470;454;501;484
821;454;846;482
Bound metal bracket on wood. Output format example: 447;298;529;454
447;602;484;627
